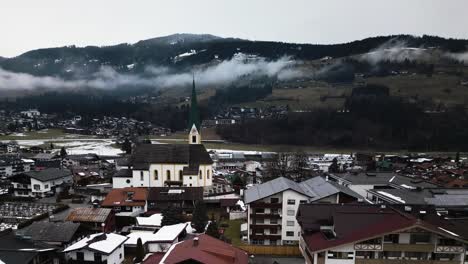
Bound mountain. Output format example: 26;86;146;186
1;34;466;79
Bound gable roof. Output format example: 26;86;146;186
66;208;112;223
330;172;438;189
244;176;361;204
16;222;80;243
24;168;72;182
0;229;55;264
131;144;212;169
297;204;468;254
101;187;148;207
147;187;203;202
159;234;248;264
63;233;127;255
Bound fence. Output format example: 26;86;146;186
238;245;302;256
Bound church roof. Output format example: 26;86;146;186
131;144;213;169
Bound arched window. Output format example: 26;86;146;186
154;170;158;180
166;170;171;181
199;170;202;180
179;170;183;181
207;169;210;179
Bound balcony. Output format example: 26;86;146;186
250;213;282;219
250;234;282;240
435;245;465;253
383;243;435;252
354;243;383;251
250;202;282;209
356;259;459;264
250;224;282;229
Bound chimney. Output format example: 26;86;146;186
193;236;199;247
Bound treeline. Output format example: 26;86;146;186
207;81;273;111
217;93;468;151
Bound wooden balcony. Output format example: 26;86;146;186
356;259;459;264
354;243;383;251
383;243;435;252
250;224;282;229
250;213;282;219
250;202;282;209
435;245;465;253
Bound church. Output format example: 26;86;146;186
113;79;214;188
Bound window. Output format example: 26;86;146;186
382;251;401;259
44;184;49;189
287;221;295;226
270;219;278;224
410;233;431;244
254;219;264;224
76;252;84;261
199;170;202;179
328;251;354;259
94;253;102;262
126;179;131;184
270;228;277;234
287;209;295;216
33;184;40;190
286;231;294;237
154;170;158;180
192;135;197;143
300;200;307;204
270;198;279;203
384;234;399;243
252;239;264;245
406;252;427;260
271;209;278;215
140;171;144;181
120;253;122;259
179;170;183;181
207;169;210;179
287;199;296;205
166;170;171;181
255;208;264;213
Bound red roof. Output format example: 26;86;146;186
157;234;248;264
101;187;148;207
143;253;165;264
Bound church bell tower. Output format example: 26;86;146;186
188;76;201;144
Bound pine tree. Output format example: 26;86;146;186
122;138;132;154
192;201;208;233
455;152;460;163
205;214;220;239
161;207;184;226
135;238;144;263
60;147;67;159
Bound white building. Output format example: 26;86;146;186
64;233;127;264
10;168;72;197
125;223;188;253
244;177;362;246
112;79;214;190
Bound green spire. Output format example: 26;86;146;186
188;76;201;130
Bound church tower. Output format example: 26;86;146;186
188;76;201;144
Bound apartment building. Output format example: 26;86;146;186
244;177;362;246
297;204;468;264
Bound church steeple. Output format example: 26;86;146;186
188;75;201;144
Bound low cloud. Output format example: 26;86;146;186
359;39;430;64
0;54;304;91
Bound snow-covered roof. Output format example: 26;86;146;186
125;232;159;246
153;223;187;242
136;213;162;227
63;233;127;254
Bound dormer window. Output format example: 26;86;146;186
192;135;197;143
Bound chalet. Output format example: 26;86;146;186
66;208;115;233
10;168;72;197
297;204;468;264
101;187;148;216
147;187;203;215
63;233;127;264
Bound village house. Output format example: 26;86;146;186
101;187;148;216
143;234;249;264
244;176;362;246
147;187;203;215
63;232;127;264
10;168;72;197
125;223;188;254
112;81;214;189
66;207;116;233
297;204;468;264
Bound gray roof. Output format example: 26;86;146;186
16;222;80;243
32;153;59;160
369;188;468;206
24;168;72;182
244;176;362;204
330;172;438;189
131;144;213;169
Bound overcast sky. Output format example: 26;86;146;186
2;0;468;57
